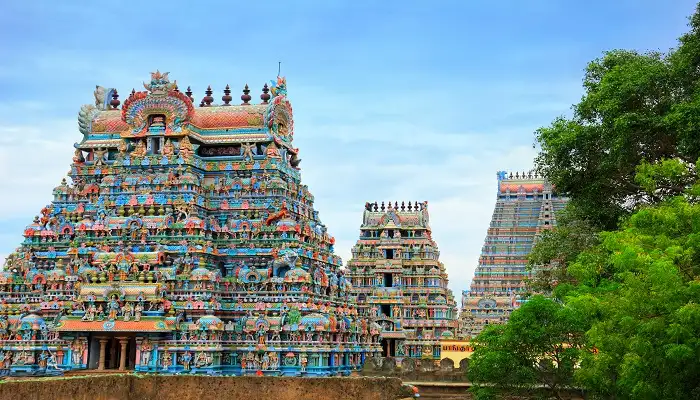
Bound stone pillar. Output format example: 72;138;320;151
97;337;108;370
135;338;143;369
118;337;129;371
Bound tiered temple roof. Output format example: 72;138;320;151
346;201;457;360
458;171;568;339
0;71;380;376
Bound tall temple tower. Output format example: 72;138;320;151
459;171;568;339
346;201;457;361
0;72;380;376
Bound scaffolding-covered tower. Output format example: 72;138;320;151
346;201;457;361
458;171;568;339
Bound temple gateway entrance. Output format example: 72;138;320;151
89;334;137;371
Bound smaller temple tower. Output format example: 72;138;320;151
347;201;458;361
458;171;568;339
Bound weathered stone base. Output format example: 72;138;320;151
0;375;413;400
360;356;468;382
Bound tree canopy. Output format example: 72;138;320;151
469;296;588;400
534;5;700;230
469;4;700;399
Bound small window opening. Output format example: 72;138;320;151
150;137;162;155
380;304;391;317
383;273;393;288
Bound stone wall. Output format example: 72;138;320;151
0;375;414;400
359;356;469;382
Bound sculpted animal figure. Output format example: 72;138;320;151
265;208;288;226
270;251;298;277
94;86;107;108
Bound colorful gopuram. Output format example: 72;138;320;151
458;171;568;339
0;71;381;376
346;201;458;361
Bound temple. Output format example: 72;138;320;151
458;171;568;339
346;201;458;362
0;71;381;376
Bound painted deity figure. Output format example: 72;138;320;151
107;296;120;321
370;306;378;318
140;339;153;366
181;351;192;371
269;352;279;369
266;142;281;158
262;352;270;370
195;351;210;368
82;304;96;321
257;326;266;346
1;351;11;369
122;302;133;322
241;143;256;160
240;353;247;371
93;148;107;166
38;351;48;369
132;140;147;157
162;139;174;156
118;140;128;156
287;307;301;326
15;351;29;365
179;136;194;158
134;303;143;322
299;353;308;373
161;351;172;370
73;149;85;164
71;340;83;365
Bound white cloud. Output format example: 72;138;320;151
0;120;76;217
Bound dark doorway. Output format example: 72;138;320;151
383;273;393;288
380;304;391;317
105;337;117;369
99;336;136;370
385;249;394;259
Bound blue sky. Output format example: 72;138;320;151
0;0;696;296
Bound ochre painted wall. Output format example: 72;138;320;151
440;340;473;368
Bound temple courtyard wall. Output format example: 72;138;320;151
0;375;413;400
360;356;469;383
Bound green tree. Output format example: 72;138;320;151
567;183;700;399
474;4;700;399
527;207;599;296
468;296;588;400
534;4;700;230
